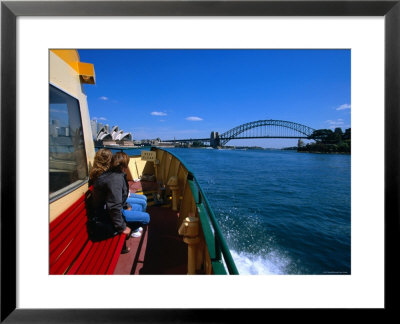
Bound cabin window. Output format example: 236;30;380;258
49;85;88;200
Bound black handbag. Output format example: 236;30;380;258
86;216;118;242
85;190;118;242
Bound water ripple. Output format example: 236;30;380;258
170;148;350;275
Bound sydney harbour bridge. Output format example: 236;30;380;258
163;119;315;148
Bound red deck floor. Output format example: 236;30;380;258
113;181;188;275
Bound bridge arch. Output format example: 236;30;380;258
219;119;315;146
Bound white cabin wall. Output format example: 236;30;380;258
49;51;95;174
49;51;95;220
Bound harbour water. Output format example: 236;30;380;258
109;147;351;275
167;148;351;275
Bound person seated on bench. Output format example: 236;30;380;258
91;149;132;243
90;149;146;213
110;152;150;239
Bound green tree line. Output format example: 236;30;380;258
298;128;351;153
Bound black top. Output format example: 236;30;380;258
91;171;129;233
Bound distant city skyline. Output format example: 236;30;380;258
79;49;351;148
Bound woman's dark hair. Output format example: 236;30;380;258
110;152;130;172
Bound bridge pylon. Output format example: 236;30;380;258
210;131;220;148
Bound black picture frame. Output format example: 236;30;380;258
1;0;399;322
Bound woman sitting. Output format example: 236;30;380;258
110;152;150;238
90;150;132;241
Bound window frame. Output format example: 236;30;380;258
49;82;90;202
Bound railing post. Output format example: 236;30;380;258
178;215;200;275
167;176;179;211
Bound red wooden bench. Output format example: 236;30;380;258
49;189;127;275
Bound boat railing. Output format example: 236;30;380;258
187;172;239;275
95;145;239;274
153;147;239;275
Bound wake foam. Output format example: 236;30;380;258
230;250;291;275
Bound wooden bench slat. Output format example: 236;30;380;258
106;234;127;274
49;211;87;259
73;241;101;274
85;238;114;274
50;188;125;275
67;240;93;274
97;235;122;274
75;239;109;274
50;227;88;274
50;194;86;231
49;213;87;263
50;200;86;244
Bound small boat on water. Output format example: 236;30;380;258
49;49;238;275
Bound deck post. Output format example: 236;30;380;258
167;176;179;211
178;215;200;274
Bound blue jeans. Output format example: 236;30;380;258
128;204;143;212
122;209;150;229
126;196;147;211
129;193;147;201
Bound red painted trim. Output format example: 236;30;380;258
50;187;125;275
49;206;86;254
85;238;113;274
74;242;99;274
93;236;118;274
49;193;86;230
49;212;87;258
50;201;86;243
67;240;93;274
50;227;88;274
107;234;126;274
76;239;108;274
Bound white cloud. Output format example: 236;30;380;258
99;96;109;101
93;117;107;121
151;111;167;116
336;103;351;111
185;116;203;121
326;119;344;125
326;119;350;129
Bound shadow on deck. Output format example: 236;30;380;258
114;202;188;275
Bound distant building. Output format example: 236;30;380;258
60;127;70;137
50;119;71;138
91;120;133;146
50;119;59;137
90;120;97;140
110;126;132;141
96;126;112;141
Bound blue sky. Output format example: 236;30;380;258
78;49;350;148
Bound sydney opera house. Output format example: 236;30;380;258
91;120;134;146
